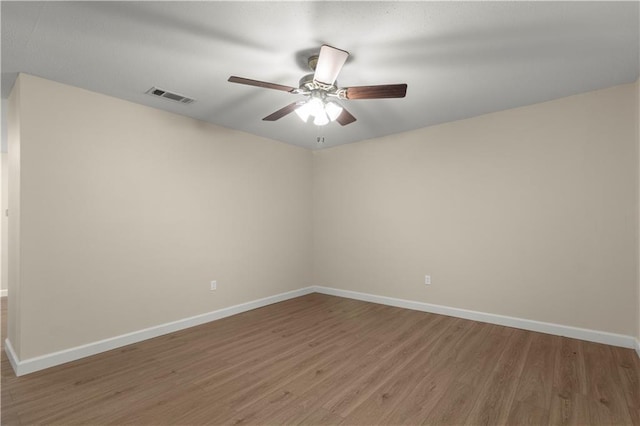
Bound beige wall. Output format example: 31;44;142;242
637;79;640;343
10;74;312;360
313;82;638;337
6;73;639;363
7;77;22;355
1;153;6;294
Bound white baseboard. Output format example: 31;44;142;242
4;338;19;373
5;286;315;376
0;289;7;297
313;286;638;350
5;284;638;376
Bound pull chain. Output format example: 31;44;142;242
316;126;325;145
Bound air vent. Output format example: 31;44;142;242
146;87;195;104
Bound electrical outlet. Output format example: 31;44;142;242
425;275;431;285
210;280;217;291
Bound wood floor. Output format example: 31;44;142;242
1;294;639;425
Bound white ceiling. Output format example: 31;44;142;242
2;1;639;150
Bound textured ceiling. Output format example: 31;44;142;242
2;1;639;150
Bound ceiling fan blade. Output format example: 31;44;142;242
336;108;356;126
262;102;301;121
345;84;407;100
228;76;296;92
313;45;349;86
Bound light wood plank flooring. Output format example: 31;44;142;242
1;294;639;425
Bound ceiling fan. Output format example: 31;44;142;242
228;45;407;126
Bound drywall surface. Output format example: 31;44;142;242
1;153;6;294
7;76;22;355
313;82;639;337
12;74;312;360
637;79;640;343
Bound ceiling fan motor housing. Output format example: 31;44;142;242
299;74;315;91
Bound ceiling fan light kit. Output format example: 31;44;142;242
294;91;343;125
228;44;407;127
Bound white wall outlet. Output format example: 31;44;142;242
425;275;431;285
210;280;217;291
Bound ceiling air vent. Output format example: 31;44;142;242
146;87;195;104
